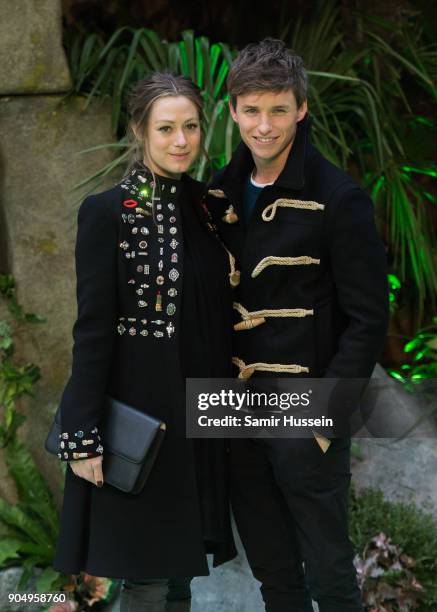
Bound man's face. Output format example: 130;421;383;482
229;90;307;167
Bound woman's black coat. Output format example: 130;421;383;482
53;169;236;580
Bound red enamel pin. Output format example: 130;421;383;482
123;199;138;208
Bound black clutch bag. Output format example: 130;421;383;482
45;396;166;495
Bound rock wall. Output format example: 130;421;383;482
352;365;437;518
0;94;117;502
0;0;71;94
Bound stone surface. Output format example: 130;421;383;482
0;568;42;612
0;94;118;503
352;364;437;517
106;526;319;611
0;0;72;94
191;529;264;612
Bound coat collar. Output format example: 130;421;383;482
218;113;312;195
181;172;207;203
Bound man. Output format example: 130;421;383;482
206;39;389;611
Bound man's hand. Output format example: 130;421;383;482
314;432;331;453
69;455;104;486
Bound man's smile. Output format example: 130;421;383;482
253;136;279;143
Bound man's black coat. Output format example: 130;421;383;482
206;116;389;386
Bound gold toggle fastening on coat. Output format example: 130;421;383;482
232;357;309;379
262;198;325;222
222;205;239;224
234;317;266;331
251;256;320;278
230;270;241;287
233;302;314;331
208;189;227;199
223;248;241;287
207;188;239;223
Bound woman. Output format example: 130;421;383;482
53;73;237;611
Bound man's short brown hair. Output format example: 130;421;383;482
227;38;307;109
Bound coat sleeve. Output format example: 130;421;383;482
57;193;119;461
324;187;389;380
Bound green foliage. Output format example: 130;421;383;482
0;276;42;447
63;26;238;190
354;532;425;609
0;275;46;324
388;274;402;314
0;438;60;590
388;315;437;387
64;5;437;320
0;274;62;590
349;487;437;609
0;275;115;608
287;2;437;320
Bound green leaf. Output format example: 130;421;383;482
5;439;59;541
35;566;61;593
404;338;422;353
388;370;406;383
388;274;402;290
0;538;22;565
0;498;52;547
17;557;35;590
426;338;437;351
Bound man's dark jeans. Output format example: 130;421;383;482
229;437;363;612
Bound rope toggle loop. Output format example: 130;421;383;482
262;198;325;222
232;357;310;379
233;302;314;331
251;256;320;278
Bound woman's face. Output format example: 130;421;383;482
142;95;201;179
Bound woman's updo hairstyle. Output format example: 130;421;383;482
125;72;204;176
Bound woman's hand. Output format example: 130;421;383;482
69;455;104;487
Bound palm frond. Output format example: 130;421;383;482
5;438;59;541
63;10;437;319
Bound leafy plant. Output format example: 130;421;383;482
0;438;62;591
388;316;437;386
48;574;118;611
388;274;402;314
0;275;42;447
286;2;437;321
354;532;424;610
0;276;118;609
0;275;46;324
349;487;437;610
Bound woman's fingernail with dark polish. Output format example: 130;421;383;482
97;481;103;487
